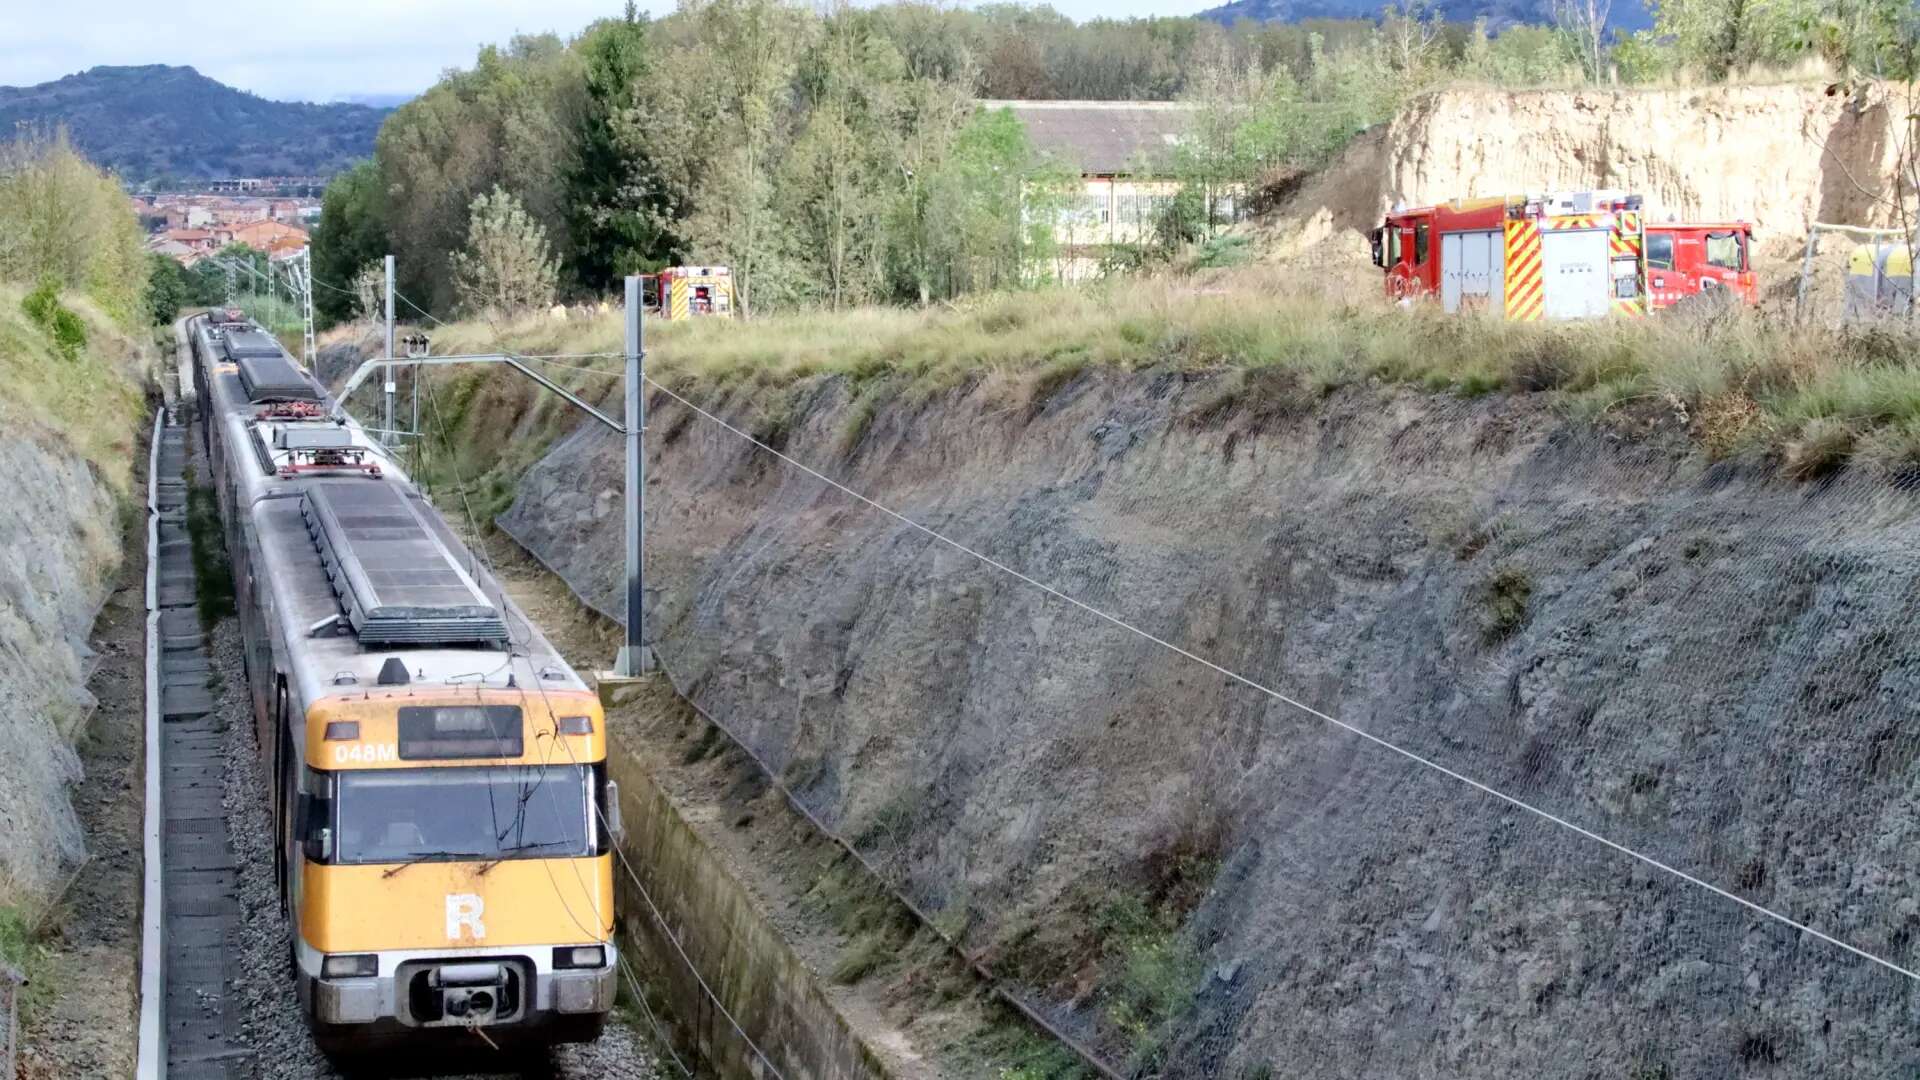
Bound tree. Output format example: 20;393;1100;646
1648;0;1810;79
669;0;810;316
782;4;912;308
883;53;981;305
0;129;150;327
375;34;584;312
1380;0;1444;82
449;187;559;316
1466;20;1587;84
1553;0;1614;80
567;5;678;291
919;106;1065;296
351;262;385;324
309;160;388;324
146;254;193;325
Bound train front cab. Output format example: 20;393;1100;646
286;689;619;1055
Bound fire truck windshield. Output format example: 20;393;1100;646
332;765;593;864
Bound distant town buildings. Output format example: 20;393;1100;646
134;192;319;266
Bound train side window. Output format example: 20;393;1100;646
299;768;335;863
1389;228;1402;265
1647;233;1674;270
1414;222;1430;266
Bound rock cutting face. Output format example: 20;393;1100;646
503;369;1920;1076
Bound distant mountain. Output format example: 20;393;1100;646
0;65;390;181
1200;0;1653;32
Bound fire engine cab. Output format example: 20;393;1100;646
1372;191;1648;320
1643;222;1757;308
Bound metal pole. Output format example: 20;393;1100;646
383;254;396;447
616;275;655;676
1796;227;1819;324
301;248;316;370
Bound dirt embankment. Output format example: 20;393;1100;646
1257;81;1917;278
499;371;1919;1077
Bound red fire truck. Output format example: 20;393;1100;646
1371;191;1648;320
1643;222;1757;308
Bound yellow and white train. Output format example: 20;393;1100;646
188;313;618;1060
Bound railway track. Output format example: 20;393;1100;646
148;408;251;1078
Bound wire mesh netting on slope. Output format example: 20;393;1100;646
501;374;1920;1079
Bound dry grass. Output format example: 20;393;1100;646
0;284;150;491
1439;59;1840;95
406;264;1920;481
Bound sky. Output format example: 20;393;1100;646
2;0;1220;103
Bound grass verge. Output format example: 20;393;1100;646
184;464;235;628
0;284;149;493
0;903;55;1026
395;264;1920;484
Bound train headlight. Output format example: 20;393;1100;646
321;953;377;979
553;945;605;970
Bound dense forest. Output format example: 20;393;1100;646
311;0;1920;323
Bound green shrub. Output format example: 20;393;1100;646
1478;565;1533;645
830;929;893;984
1190;234;1254;271
0;903;56;1023
20;276;88;361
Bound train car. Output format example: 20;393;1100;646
186;317;619;1060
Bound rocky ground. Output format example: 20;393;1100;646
502;371;1920;1076
0;436;127;909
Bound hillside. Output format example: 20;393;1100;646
0;65;388;181
1201;0;1653;30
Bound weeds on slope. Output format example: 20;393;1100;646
410;265;1920;481
183;465;235;629
0;903;55;1025
0;285;147;492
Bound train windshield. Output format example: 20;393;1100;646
333;765;594;864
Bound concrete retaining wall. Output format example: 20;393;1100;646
610;747;888;1080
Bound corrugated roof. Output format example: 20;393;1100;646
980;100;1193;176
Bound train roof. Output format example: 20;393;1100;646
192;320;589;710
